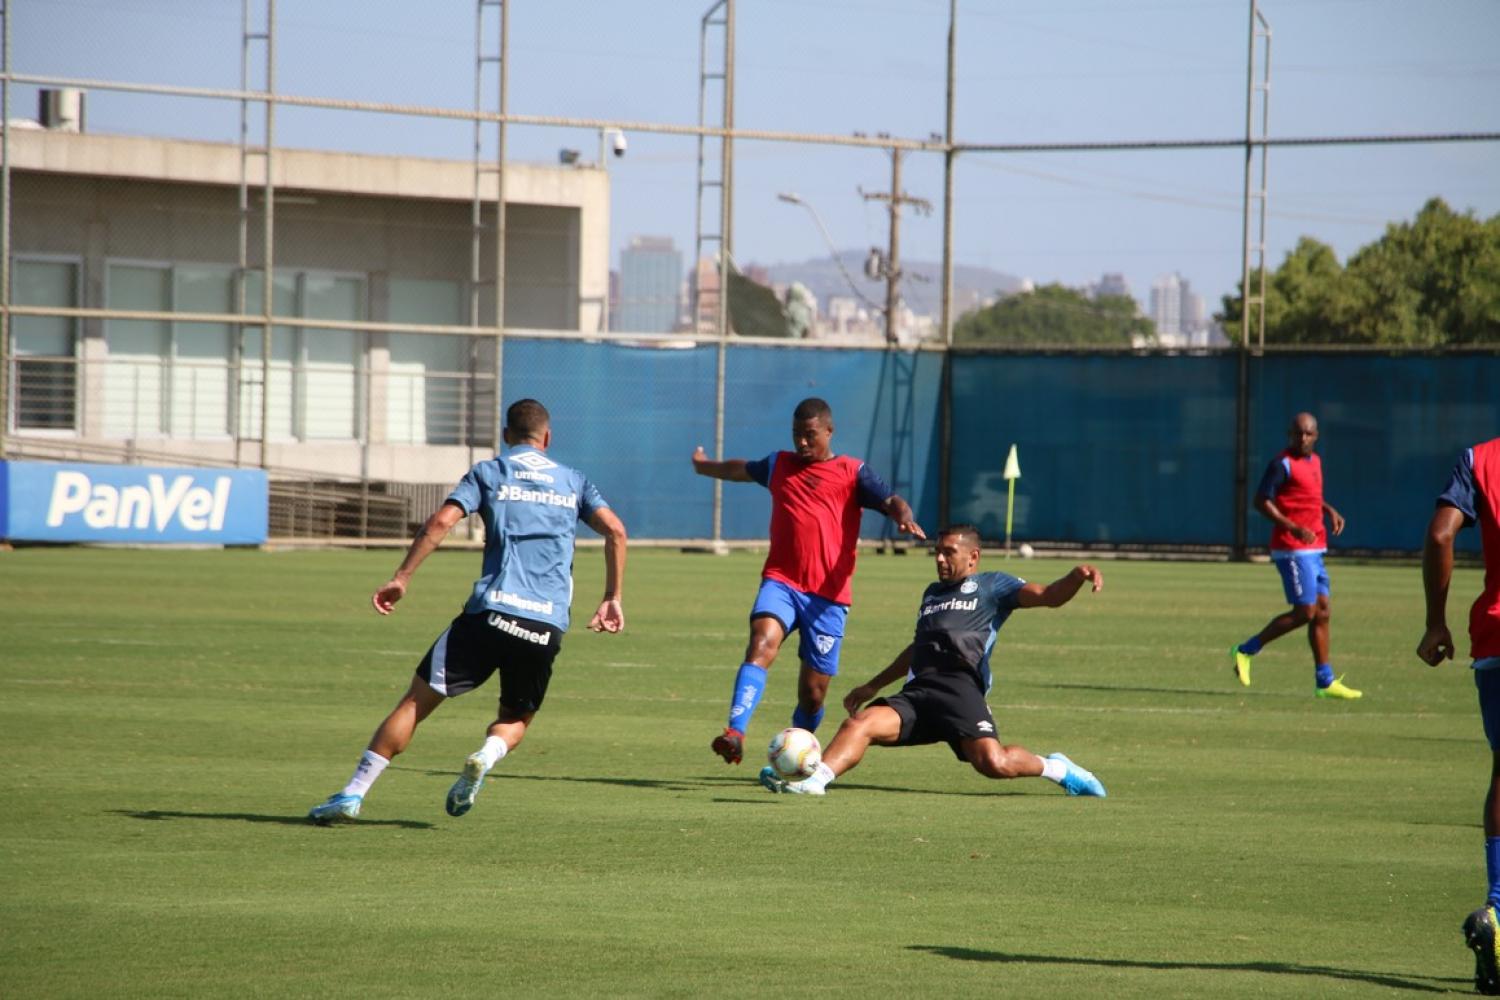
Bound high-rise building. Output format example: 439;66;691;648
1151;272;1210;346
616;236;682;333
1094;272;1131;300
1151;272;1183;339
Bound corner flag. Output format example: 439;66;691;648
1003;444;1021;555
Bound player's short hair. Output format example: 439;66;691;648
505;398;550;442
938;523;982;549
793;397;832;424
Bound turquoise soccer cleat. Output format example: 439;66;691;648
445;752;488;817
1048;752;1107;797
307;792;362;825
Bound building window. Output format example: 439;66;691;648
240;269;365;442
386;277;467;445
11;258;80;432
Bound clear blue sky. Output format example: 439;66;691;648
13;0;1500;316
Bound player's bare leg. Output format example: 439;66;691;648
369;674;446;760
713;616;788;764
795;662;832;730
310;675;445;824
1307;593;1331;665
965;737;1107;796
965;739;1045;779
1255;603;1315;648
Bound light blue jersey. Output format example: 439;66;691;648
447;445;609;632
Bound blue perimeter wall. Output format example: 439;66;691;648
502;341;1496;553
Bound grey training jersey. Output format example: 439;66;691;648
910;571;1026;693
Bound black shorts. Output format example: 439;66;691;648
416;611;562;714
873;670;999;762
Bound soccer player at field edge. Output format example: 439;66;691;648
692;396;925;765
759;523;1106;797
1229;411;1362;698
308;398;627;824
1417;437;1500;996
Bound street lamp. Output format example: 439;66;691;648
776;192;883;322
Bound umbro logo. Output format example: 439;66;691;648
976;720;994;733
511;450;557;471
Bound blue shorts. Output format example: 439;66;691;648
1476;666;1500;751
750;578;848;676
1273;551;1330;607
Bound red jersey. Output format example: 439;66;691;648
747;451;893;605
1469;439;1500;658
1258;449;1325;552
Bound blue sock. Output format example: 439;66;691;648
1238;636;1263;655
1315;663;1335;688
726;663;767;734
791;704;825;733
1487;837;1500;908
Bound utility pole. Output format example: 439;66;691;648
861;140;931;345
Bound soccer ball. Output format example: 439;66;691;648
767;727;822;780
1017;542;1035;559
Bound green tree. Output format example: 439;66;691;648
1218;198;1500;345
954;284;1152;346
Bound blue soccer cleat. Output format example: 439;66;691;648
1048;753;1107;797
308;792;362;825
1464;905;1500;996
445;751;488;817
759;764;825;796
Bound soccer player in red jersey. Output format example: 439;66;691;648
1229;411;1361;698
1419;437;1500;995
691;397;925;764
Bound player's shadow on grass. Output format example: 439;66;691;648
114;809;436;830
1030;681;1254;699
399;766;1015;799
908;945;1463;994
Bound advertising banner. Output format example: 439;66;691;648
0;460;268;545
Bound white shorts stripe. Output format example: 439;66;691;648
428;626;452;695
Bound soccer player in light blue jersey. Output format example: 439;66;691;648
760;524;1106;798
308;399;627;824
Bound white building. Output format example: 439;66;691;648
6;128;609;484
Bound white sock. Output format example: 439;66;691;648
342;749;389;797
800;761;836;790
477;735;509;771
1040;756;1067;784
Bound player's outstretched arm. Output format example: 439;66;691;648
1418;505;1464;665
372;501;467;615
843;644;915;714
1016;565;1103;609
690;446;753;482
880;494;926;540
1323;501;1346;536
586;507;628;633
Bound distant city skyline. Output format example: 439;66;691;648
12;0;1498;319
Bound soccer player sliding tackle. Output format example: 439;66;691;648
760;523;1107;798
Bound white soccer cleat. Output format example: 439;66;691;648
445;751;488;817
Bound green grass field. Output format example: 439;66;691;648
0;546;1489;998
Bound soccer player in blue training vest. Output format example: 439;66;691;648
691;397;925;766
308;399;627;824
759;523;1107;798
1418;437;1500;995
1229;411;1361;698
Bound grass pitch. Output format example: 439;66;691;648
0;546;1486;998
